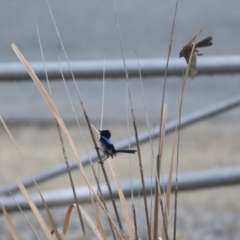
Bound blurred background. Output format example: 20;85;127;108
0;1;240;239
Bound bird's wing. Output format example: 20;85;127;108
100;138;115;157
183;49;197;79
105;144;115;157
183;49;191;63
98;140;106;154
189;53;197;79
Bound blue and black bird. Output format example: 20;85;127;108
98;130;137;160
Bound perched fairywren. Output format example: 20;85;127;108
97;130;137;161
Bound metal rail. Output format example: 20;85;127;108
0;95;239;196
1;166;240;212
0;55;240;80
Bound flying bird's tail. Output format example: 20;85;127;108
115;150;137;154
196;36;213;48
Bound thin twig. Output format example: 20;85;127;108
153;105;169;240
58;123;86;236
155;1;179;239
100;59;106;131
132;204;138;240
0;116;54;240
0;176;40;239
83;106;125;236
150;123;156;220
44;0;124;235
33;5;85;236
112;1;151;239
58;52;116;240
135;52;156;222
173;29;202;240
12;43;124;240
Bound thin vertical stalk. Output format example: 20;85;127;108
153;105;169;240
154;1;179;238
58;55;116;239
44;0;124;235
33;5;85;237
173;29;202;240
112;1;151;239
132;204;138;240
82;106;125;236
131;108;152;240
0;176;40;239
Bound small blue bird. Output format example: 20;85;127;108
97;130;137;161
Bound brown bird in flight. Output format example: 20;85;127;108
179;35;213;79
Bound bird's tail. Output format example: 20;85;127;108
115;150;137;154
196;36;213;48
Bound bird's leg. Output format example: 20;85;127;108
196;49;203;56
94;147;107;163
98;155;109;164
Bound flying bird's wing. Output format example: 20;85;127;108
181;35;212;79
189;53;197;79
183;50;197;79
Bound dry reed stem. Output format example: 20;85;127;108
130;108;152;240
162;130;178;240
88;161;116;240
132;204;138;240
18;182;54;240
108;159;135;239
59;204;104;240
11;43;124;240
0;175;40;238
77;204;105;240
0;115;61;240
46;0;121;231
135;52;156;234
155;104;169;240
91;199;107;240
58;65;114;238
55;204;105;240
153;103;167;234
158;0;179;237
51;230;67;240
62;204;75;234
112;0;152;237
39;188;62;240
34;8;85;235
173;29;202;240
81;103;124;236
56;120;86;237
58;44;114;239
0;202;20;240
84;106;125;237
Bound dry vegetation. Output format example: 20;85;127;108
0;1;230;240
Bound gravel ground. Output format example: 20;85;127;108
0;116;240;239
